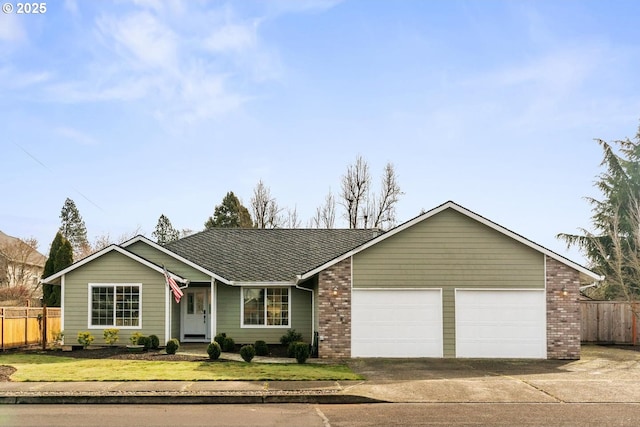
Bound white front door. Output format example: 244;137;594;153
182;288;209;341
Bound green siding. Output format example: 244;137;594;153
126;241;212;282
215;283;313;344
352;208;545;357
63;251;168;345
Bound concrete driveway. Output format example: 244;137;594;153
342;345;640;403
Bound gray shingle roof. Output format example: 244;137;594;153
165;228;377;282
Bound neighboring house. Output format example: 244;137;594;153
41;201;603;360
0;230;46;304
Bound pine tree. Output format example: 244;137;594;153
204;192;253;229
559;126;640;299
42;232;73;307
152;214;180;245
59;198;89;260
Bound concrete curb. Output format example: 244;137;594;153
0;394;385;405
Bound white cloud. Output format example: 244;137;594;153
0;13;26;43
96;11;178;70
205;22;258;53
55;126;100;146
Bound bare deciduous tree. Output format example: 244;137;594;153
284;206;302;228
0;234;43;304
251;180;282;228
339;156;402;230
364;162;403;229
340;155;370;228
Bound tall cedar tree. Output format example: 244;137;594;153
559;126;640;299
152;214;180;245
42;232;73;306
59;198;89;260
204;192;253;229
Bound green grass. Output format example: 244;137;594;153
0;354;362;382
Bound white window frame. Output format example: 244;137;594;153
87;283;142;329
240;286;291;329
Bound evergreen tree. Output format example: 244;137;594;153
42;232;73;307
59;198;89;259
204;191;253;229
152;214;180;245
559;126;640;299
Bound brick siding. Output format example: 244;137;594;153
317;257;351;359
546;256;581;359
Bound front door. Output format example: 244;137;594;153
182;288;209;341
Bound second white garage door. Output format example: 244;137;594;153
455;289;546;358
352;289;442;357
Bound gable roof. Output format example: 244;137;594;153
297;201;604;283
165;228;377;283
0;230;46;267
41;244;188;285
121;235;232;284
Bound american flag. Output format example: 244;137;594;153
163;266;183;303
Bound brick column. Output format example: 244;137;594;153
317;257;351;359
546;256;581;359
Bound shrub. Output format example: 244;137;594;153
103;329;119;346
292;342;310;364
254;340;269;356
280;329;303;346
52;330;64;349
77;331;94;348
207;341;222;360
148;334;160;350
240;345;256;363
222;336;235;352
165;338;180;355
214;332;226;346
137;336;151;351
129;332;144;345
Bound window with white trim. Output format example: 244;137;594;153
90;284;141;328
242;287;289;327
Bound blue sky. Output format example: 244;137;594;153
2;0;639;264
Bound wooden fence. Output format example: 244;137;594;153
0;307;61;350
581;301;638;345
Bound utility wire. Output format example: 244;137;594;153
15;143;105;212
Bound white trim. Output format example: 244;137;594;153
240;286;291;329
60;275;65;344
121;235;231;285
87;283;142;330
297;201;604;282
210;279;216;340
165;278;170;343
231;281;294;287
42;245;188;284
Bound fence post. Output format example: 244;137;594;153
42;305;48;350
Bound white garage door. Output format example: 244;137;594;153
455;289;546;358
352;289;442;357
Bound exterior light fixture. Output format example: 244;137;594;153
333;286;338;296
562;286;568;296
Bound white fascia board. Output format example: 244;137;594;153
297;201;603;282
230;281;295;287
121;235;231;284
41;245;188;284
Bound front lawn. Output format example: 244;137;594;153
0;354;362;382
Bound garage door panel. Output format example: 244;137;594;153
352;289;442;357
456;290;546;359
